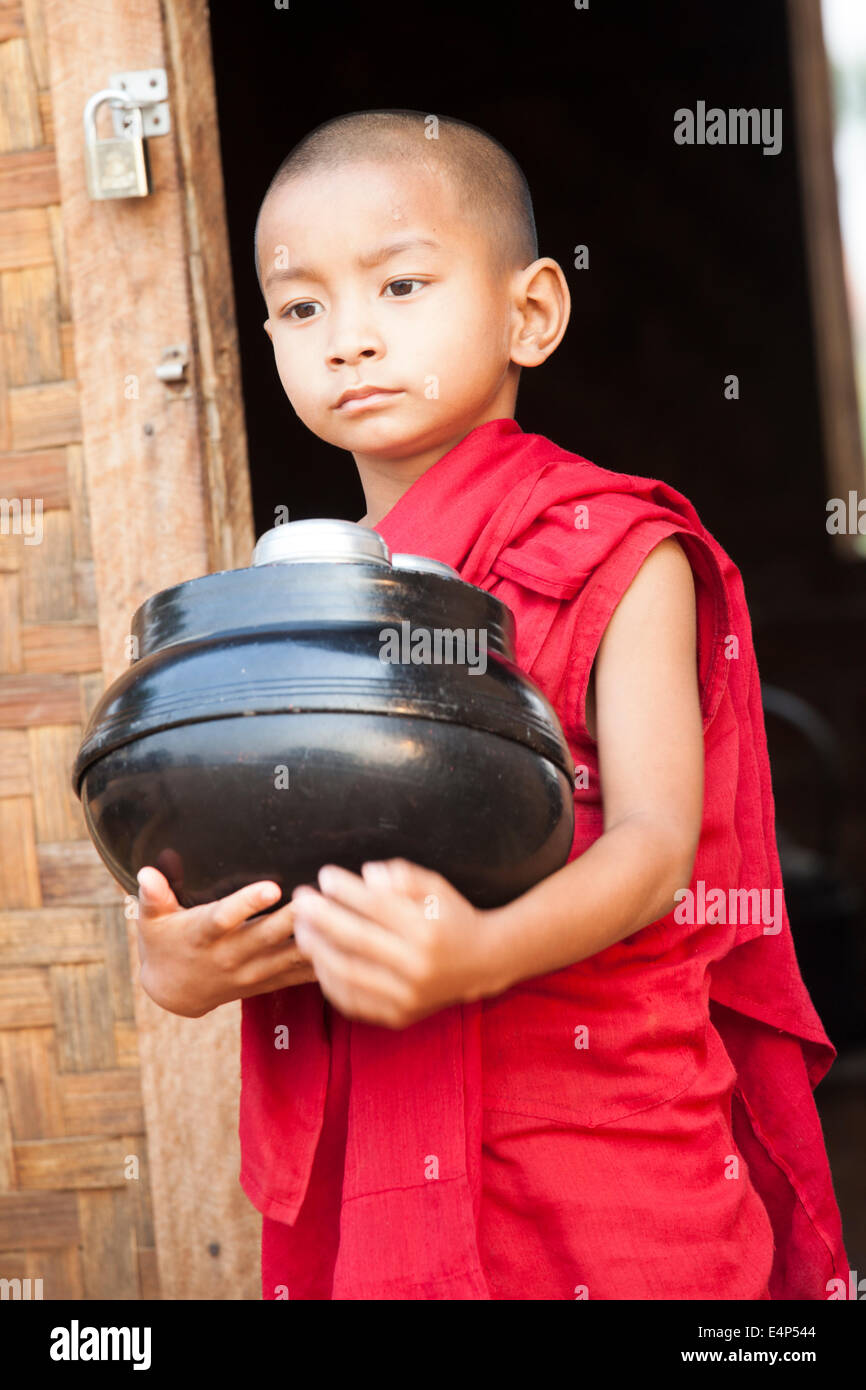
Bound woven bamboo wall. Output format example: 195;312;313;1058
0;1;158;1300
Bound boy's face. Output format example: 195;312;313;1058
258;160;521;461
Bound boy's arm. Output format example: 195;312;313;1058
290;536;705;1027
478;534;704;996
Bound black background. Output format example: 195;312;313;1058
209;0;866;1049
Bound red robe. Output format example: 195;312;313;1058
239;417;849;1300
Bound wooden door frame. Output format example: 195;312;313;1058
162;0;256;578
787;0;866;558
44;0;258;1299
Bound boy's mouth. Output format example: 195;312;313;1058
335;385;403;412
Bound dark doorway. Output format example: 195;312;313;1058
208;0;866;1266
210;1;823;551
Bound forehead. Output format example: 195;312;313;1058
257;158;479;265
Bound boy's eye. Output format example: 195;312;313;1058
384;279;424;297
282;301;322;321
280;280;425;319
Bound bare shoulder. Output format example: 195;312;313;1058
602;534;696;649
588;532;704;841
619;533;695;602
584;536;697;740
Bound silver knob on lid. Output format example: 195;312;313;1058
252;518;391;567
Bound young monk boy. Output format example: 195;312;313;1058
135;109;849;1301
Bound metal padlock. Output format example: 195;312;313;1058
84;89;150;200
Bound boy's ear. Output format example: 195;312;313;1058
510;257;571;368
263;318;273;342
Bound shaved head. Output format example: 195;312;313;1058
254;108;538;290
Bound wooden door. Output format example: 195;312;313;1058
0;0;258;1299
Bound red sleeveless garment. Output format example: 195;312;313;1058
240;418;849;1300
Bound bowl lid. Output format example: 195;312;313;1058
71;521;575;795
252;519;391;567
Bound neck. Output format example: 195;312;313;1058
354;407;516;529
354;440;447;529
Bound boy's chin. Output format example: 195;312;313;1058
326;410;449;458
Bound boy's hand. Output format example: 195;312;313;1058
135;867;317;1018
291;859;491;1029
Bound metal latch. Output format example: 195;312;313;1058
84;69;170;202
108;69;171;138
155;344;191;397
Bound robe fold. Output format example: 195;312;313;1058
239;417;849;1300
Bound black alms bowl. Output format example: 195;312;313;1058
72;520;575;910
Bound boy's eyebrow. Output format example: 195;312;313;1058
263;237;442;290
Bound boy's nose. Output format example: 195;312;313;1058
326;309;385;367
328;342;381;367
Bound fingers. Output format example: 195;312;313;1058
237;963;318;997
292;879;421;973
315;864;401;928
228;900;309;967
361;858;440;900
241;917;310;965
252;961;318;991
236;939;319;993
198;880;283;942
312;861;434;933
361;859;416;897
136;866;181;918
294;922;415;1024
